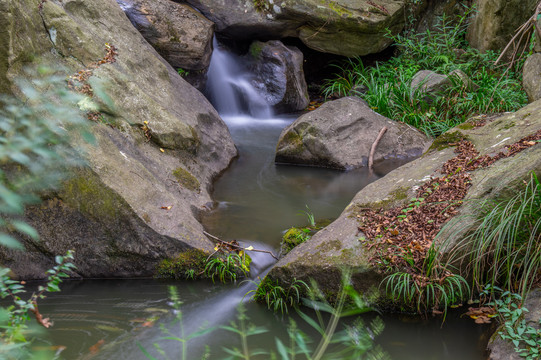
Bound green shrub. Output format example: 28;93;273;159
323;9;528;137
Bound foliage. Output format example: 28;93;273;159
483;285;541;360
281;227;311;254
383;244;469;316
323;8;527;137
453;172;541;297
0;66;93;249
248;277;309;314
176;68;189;77
0;251;76;359
204;253;250;283
142;271;388;360
138;286;214;360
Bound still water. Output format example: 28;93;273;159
30;39;491;359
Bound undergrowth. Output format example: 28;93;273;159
323;7;528;137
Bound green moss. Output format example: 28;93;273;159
315;239;341;252
281;227;310;254
352;186;409;212
498;121;516;131
249;42;264;58
60;170;121;219
457;122;475;130
427;131;468;152
156;249;209;279
172;167;200;192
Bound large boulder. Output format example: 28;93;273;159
184;0;411;57
523;53;541;103
0;0;237;278
248;40;309;113
275;97;432;170
267;99;541;303
467;0;538;52
117;0;214;89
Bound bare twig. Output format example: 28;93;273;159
368;127;388;171
495;1;541;67
203;231;279;260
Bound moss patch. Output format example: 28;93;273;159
427;131;468;152
60;170;122;220
156;249;208;279
172;167;200;191
281;227;310;255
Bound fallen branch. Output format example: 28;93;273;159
203;231;279;260
368;126;388;171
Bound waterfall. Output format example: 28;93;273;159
205;37;273;119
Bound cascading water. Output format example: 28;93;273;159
32;37;490;360
205;37;273;119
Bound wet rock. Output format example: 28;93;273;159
248;40;309;113
523;53;541;103
268;100;541;304
185;0;410;57
0;0;236;279
467;0;538;52
117;0;214;90
275;97;431;170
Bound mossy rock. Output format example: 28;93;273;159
172;167;200;191
281;227;310;255
156;248;209;279
426;131;468;152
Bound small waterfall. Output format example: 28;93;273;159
206;37;273;119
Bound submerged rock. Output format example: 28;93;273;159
267;99;541;305
248;40;309;113
184;0;409;57
0;0;236;279
275;97;431;170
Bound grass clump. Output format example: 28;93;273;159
248;277;309;314
323;7;527;137
204;253;250;283
452;172;541;298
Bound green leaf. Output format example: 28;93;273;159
0;234;24;250
10;220;39;240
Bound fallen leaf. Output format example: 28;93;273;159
160;206;172;210
89;339;105;354
245;246;254;251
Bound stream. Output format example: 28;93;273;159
32;40;491;359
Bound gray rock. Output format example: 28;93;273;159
410;70;451;100
467;0;538;52
411;69;477;102
185;0;410;57
523;53;541;103
0;0;237;279
248;40;309;113
488;289;541;359
117;0;214;90
268;99;541;303
275;97;432;170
